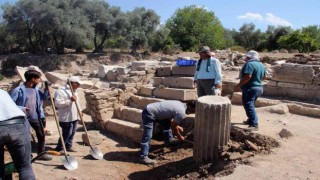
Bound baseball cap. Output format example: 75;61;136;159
68;76;82;85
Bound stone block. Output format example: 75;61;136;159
98;65;122;79
131;60;159;71
222;80;238;96
153;77;164;87
256;104;289;114
45;72;68;86
129;71;146;76
277;82;304;89
172;66;196;76
114;106;142;124
152;87;197;101
139;86;154;97
162;77;195;89
96;108;114;121
271;63;316;84
128;95;164;109
231;92;242;105
287;103;320;117
156;66;172;77
105;118;142;143
267;80;278;87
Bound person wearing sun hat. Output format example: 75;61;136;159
194;45;222;97
54;76;82;152
234;50;266;131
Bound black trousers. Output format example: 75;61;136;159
29;119;46;154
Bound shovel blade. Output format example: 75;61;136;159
89;147;103;160
62;156;78;170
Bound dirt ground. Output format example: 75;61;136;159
7;104;316;180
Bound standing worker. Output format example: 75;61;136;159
234;50;266;131
0;89;36;180
194;46;222;97
140;100;196;165
54;76;82;152
11;70;52;160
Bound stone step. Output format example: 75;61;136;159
139;86;197;101
114;106;142;124
128;95;164;109
105;118;142;143
153;77;195;89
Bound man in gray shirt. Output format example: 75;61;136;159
140;100;196;165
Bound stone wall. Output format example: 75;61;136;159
264;63;320;101
84;89;133;128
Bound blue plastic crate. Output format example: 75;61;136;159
176;59;197;66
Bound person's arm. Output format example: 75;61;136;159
194;61;199;86
212;58;222;88
54;89;71;108
234;74;252;92
10;88;27;112
171;120;184;141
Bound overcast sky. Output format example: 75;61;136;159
1;0;319;31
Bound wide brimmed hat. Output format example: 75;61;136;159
245;50;259;59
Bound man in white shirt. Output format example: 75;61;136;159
0;89;36;180
194;46;222;97
54;76;82;152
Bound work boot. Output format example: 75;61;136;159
243;120;249;125
66;147;77;152
165;139;180;147
246;125;259;131
38;154;52;161
140;156;157;165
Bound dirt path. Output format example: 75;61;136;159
26;105;320;180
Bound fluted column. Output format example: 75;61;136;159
193;96;231;162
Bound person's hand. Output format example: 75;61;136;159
70;95;77;102
193;80;197;88
44;81;51;91
177;135;185;141
24;107;30;114
234;84;241;92
215;83;222;89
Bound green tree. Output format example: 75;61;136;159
166;5;225;51
265;25;292;51
0;23;16;53
233;23;262;50
151;25;175;54
126;7;160;54
278;30;318;52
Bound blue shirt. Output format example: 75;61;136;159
0;89;26;121
11;84;49;120
194;57;222;84
240;60;266;88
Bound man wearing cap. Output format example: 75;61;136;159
0;89;36;179
54;76;82;152
11;69;52;161
234;50;266;131
194;46;222;97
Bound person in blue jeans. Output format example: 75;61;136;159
234;50;266;131
140;100;196;165
11;70;52;160
0;89;36;180
54;76;82;152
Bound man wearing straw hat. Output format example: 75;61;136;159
54;76;82;152
194;46;222;97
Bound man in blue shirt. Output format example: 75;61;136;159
11;70;52;160
234;50;266;131
0;89;36;180
194;46;222;97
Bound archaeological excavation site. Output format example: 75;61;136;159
1;51;320;179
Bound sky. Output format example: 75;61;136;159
1;0;320;31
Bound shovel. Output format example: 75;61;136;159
45;82;79;170
68;81;103;160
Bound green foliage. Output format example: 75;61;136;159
151;26;175;54
229;46;246;53
126;7;160;54
233;23;262;50
0;23;16;53
166;5;225;51
265;25;292;51
0;73;3;81
278;30;319;52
